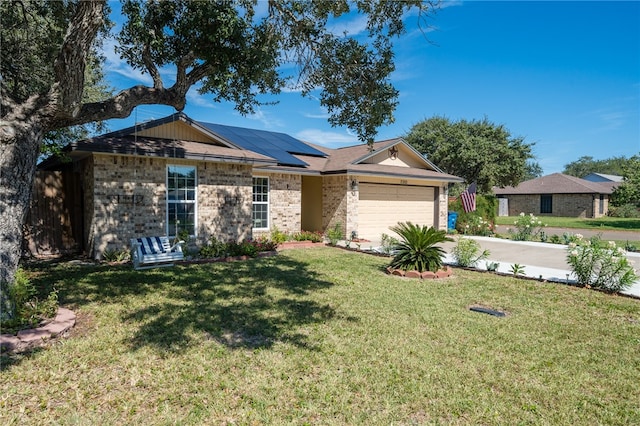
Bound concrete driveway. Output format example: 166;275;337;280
439;236;640;299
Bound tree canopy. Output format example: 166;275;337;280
562;155;629;178
404;116;535;193
611;155;640;207
0;0;440;317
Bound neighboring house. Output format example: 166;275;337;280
33;112;462;258
582;173;623;183
493;173;616;218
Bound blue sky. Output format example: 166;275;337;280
103;1;640;175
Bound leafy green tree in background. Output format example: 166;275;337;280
611;155;640;208
562;155;629;178
0;1;440;318
523;160;543;181
404;116;535;193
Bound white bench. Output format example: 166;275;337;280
130;236;185;270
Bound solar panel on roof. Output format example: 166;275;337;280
199;122;326;167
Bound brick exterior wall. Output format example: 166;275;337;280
346;179;358;239
505;193;608;218
322;175;349;237
80;153;454;258
437;184;449;231
253;173;302;237
87;154;253;259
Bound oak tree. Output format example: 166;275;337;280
404;116;535;193
0;0;439;317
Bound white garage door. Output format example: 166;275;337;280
358;183;435;240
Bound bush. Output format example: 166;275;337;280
388;222;452;272
449;194;497;228
457;213;494;236
269;226;289;244
292;230;324;243
252;236;279;252
199;237;278;259
1;269;59;332
380;233;400;255
199;237;228;258
227;241;258;257
567;235;638;292
451;238;490;267
509;212;546;241
326;223;344;246
549;234;563;244
102;248;130;263
607;204;640;218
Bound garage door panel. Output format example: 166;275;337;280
358;183;435;240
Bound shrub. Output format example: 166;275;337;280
102;248;131;263
509;212;546;241
449;194;497;228
253;236;279;252
231;241;254;257
199;237;228;258
549;234;562;244
176;229;190;244
292;230;323;243
451;238;490;267
269;226;289;244
326;223;344;246
509;263;526;276
1;269;59;332
388;222;452;272
380;233;400;255
567;235;638;292
457;213;494;236
485;261;500;272
607;204;640;218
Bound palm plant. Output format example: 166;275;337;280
388;222;453;272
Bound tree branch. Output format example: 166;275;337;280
53;1;105;116
142;43;163;89
51;85;189;129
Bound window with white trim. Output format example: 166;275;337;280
167;165;197;237
252;177;269;230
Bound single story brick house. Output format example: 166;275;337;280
35;112;461;258
493;173;619;218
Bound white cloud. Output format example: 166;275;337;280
303;107;330;119
328;14;369;37
186;86;217;109
296;129;358;148
243;108;284;129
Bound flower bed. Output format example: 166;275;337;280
386;265;453;279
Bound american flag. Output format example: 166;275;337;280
461;182;476;213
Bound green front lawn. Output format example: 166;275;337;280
2;248;639;424
495;216;640;231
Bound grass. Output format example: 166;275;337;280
2;248;640;424
495;216;640;232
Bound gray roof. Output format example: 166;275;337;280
493;173;617;195
42;113;462;183
583;173;624;183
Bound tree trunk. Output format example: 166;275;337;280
0;114;45;320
